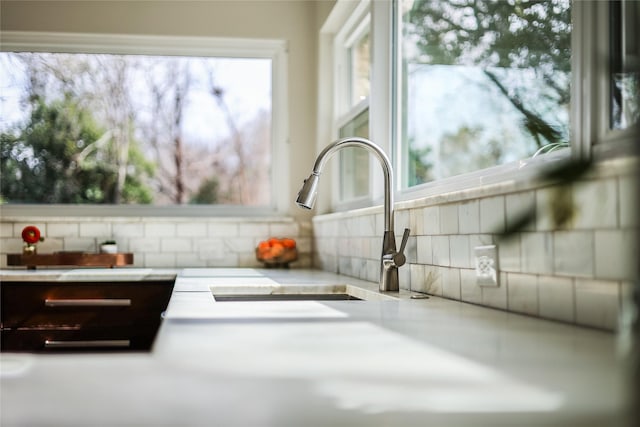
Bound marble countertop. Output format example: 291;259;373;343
0;268;633;426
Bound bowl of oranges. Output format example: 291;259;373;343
256;237;298;268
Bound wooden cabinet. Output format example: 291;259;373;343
1;280;174;352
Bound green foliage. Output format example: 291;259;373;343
406;0;571;74
404;0;572;164
407;144;433;186
0;96;154;204
190;176;219;204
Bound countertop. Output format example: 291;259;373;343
0;268;633;426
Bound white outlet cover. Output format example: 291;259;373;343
475;245;499;287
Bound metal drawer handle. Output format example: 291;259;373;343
45;299;132;307
45;340;131;348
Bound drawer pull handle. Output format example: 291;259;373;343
45;299;132;307
45;340;131;348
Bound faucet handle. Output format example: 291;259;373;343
393;228;410;267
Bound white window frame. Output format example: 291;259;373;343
391;0;638;202
332;0;375;210
0;31;289;217
324;0;638;210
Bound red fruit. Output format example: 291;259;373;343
21;226;42;244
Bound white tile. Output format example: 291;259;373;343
145;222;176;238
619;175;638;227
422;206;441;235
536;187;561;231
411;264;442;295
195;239;226;260
458;200;480;234
270;222;299;238
338;256;352;276
79;222;111;238
410;208;424;235
594;230;637;281
144;253;177;268
63;238;96;252
507;273;538;315
238;223;269;237
177;222;208;237
441;267;461;300
176;253;207;267
36;238;63;253
0;223;13;238
521;232;554;274
393;211;410;237
449;235;470;268
538;276;575;323
575;278;620;330
0;238;23;253
553;231;594;277
480;196;505;234
295;237;312;254
505;191;536;232
423;265;443;296
481;272;507;309
404;235;418;264
374;213;384;236
129;238;161;253
224;237;256;253
46;223;79;238
365;259;378;283
370;236;382;258
498;236;520;272
161;238;192;253
112;223;144;238
208;223;238;237
416;236;433;264
207;253;239;268
431;235;450;267
460;268;482;304
572;179;617;229
439;204;459;234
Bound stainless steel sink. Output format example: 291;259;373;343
212;293;362;302
210;283;396;302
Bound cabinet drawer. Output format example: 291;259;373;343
1;326;161;352
1;281;173;329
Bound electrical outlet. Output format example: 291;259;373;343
474;245;499;287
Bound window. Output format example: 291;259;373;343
333;1;371;205
609;0;639;132
0;32;288;214
323;0;638;208
397;0;573;189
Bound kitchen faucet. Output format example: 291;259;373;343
296;137;410;292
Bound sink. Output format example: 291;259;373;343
213;293;362;302
210;283;396;302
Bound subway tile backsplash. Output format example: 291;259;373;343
313;157;638;331
1;217;313;269
1;157;636;332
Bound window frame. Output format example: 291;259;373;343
331;0;375;209
0;31;289;217
391;0;638;202
326;0;638;210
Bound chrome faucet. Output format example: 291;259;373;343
296;137;410;292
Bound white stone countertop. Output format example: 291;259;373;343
0;268;633;426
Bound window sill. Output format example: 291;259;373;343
318;147;638;220
0;204;286;219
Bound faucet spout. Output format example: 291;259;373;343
296;137;409;292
